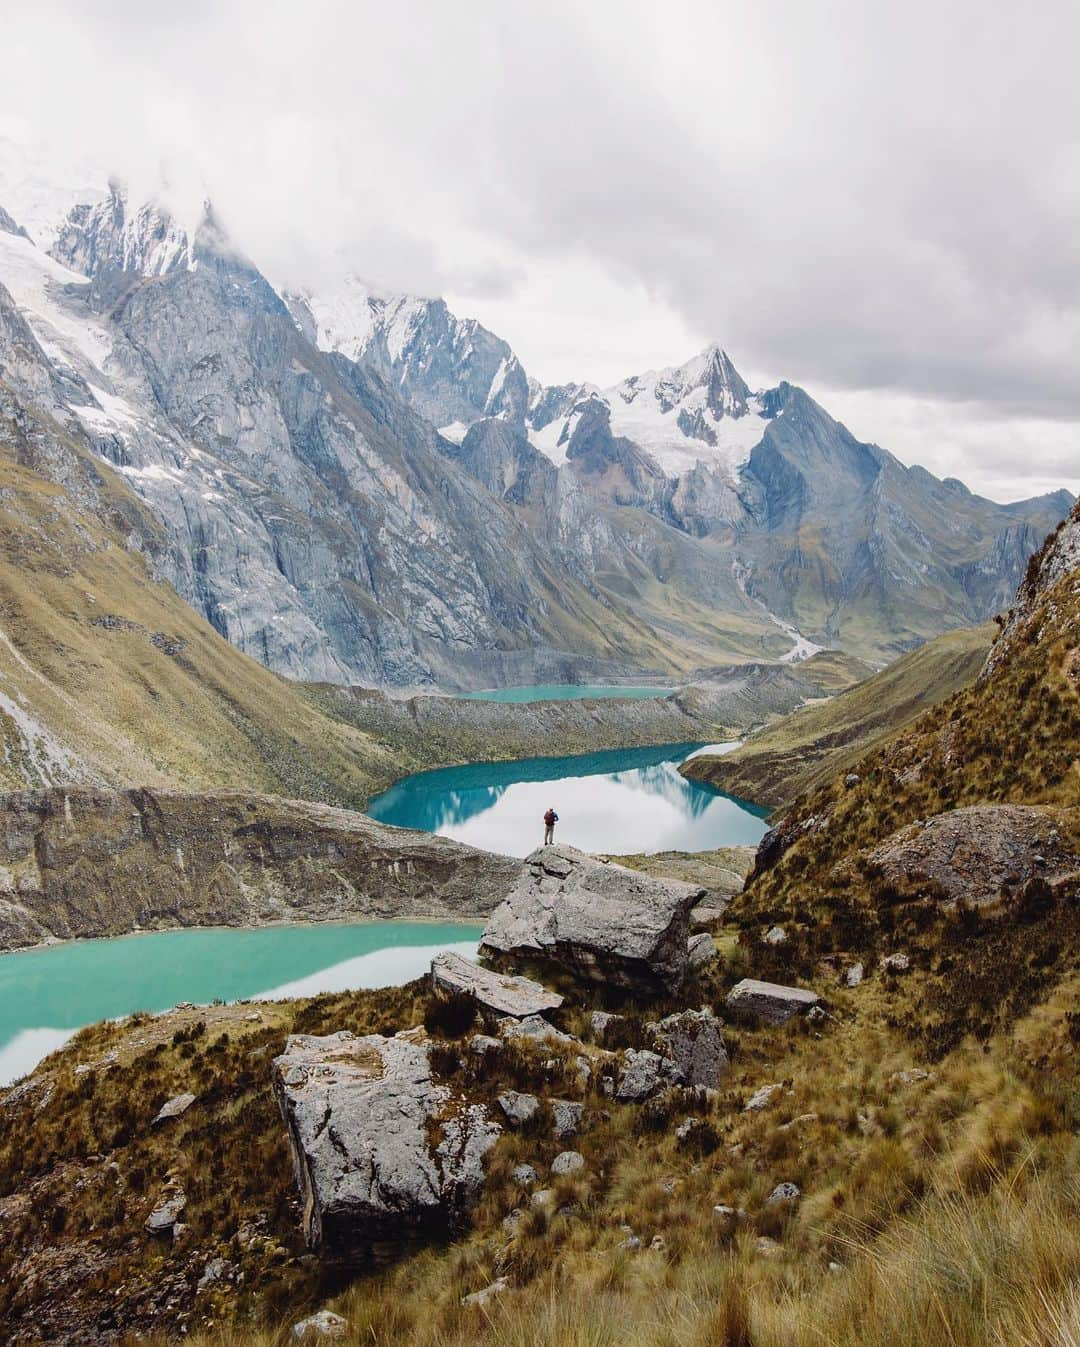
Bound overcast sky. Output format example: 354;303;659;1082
1;0;1078;502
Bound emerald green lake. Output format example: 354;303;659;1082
367;741;769;859
0;921;479;1086
454;684;673;703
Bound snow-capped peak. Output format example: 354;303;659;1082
527;345;773;481
50;180;195;279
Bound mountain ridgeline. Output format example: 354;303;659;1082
0;181;1072;692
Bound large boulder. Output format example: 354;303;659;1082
272;1031;500;1259
480;845;704;993
430;952;563;1020
725;978;821;1024
863;804;1079;911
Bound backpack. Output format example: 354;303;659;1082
544;810;557;826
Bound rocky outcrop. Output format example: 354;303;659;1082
0;788;523;951
725;978;821;1024
984;498;1080;679
151;1093;196;1126
479;845;703;994
272;1031;500;1258
863;804;1080;911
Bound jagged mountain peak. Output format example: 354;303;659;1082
527;344;771;480
287;272;530;433
51;181;195;280
616;343;751;418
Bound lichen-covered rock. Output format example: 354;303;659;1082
615;1049;682;1102
864;804;1079;912
292;1310;349;1341
765;1182;801;1205
430;952;563;1020
725;978;821;1024
590;1010;625;1045
497;1091;540;1127
550;1100;584;1139
744;1083;783;1111
687;932;717;969
272;1031;500;1258
647;1008;729;1089
497;1014;573;1044
550;1150;585;1176
480;845;704;993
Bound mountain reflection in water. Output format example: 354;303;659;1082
366;742;769;858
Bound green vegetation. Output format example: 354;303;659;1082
683;624;994;809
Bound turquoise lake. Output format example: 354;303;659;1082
366;741;770;859
454;684;673;703
0;921;479;1086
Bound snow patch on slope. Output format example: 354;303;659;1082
0;229;112;377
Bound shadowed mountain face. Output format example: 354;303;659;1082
0;183;1072;689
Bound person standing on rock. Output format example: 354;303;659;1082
543;806;559;846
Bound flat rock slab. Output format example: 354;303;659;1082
145;1189;186;1235
151;1092;197;1126
725;978;821;1024
431;951;563;1019
480;845;704;994
273;1031;500;1258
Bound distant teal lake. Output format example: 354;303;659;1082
0;921;479;1086
454;684;673;703
367;742;769;859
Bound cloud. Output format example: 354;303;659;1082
1;0;1077;502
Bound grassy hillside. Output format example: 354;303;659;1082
1;909;1075;1346
730;503;1079;1056
683;625;994;809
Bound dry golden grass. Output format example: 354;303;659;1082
684;623;995;809
2;947;1060;1347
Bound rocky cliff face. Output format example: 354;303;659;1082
0;788;524;950
297;278;1073;666
983;497;1080;678
0;201;677;691
0;178;1071;689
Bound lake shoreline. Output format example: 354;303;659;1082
0;921;484;1085
0;913;487;959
